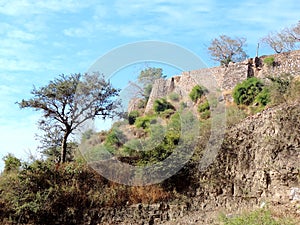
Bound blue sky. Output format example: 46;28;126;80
0;0;299;170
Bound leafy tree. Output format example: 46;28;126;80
138;67;165;86
3;154;21;173
129;67;166;101
208;35;247;66
18;73;120;163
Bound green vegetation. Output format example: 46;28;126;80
153;98;174;113
263;56;275;67
128;110;140;125
134;115;157;129
3;154;21;173
189;85;207;102
255;87;270;106
233;77;264;105
168;92;180;101
198;100;210;112
17;73;120;163
220;209;296;225
104;128;126;149
2;38;300;224
0;160;171;225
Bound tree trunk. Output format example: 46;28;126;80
60;131;70;163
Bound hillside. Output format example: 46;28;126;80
1;50;300;225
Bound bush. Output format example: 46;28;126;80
153;98;174;113
189;85;207;102
134;115;156;129
267;75;291;105
160;108;175;119
255;87;271;106
168;92;180;101
198;100;210;113
200;110;211;120
263;56;275;67
128;110;139;125
233;77;264;105
104;128;126;149
180;102;187;110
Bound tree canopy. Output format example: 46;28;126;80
18;73;120;163
208;35;247;66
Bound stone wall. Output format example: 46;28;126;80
142;50;300;113
258;50;300;78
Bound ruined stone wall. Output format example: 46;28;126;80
143;50;300;113
258;50;300;78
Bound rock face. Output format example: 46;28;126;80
95;101;300;224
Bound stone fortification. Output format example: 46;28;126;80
141;50;300;113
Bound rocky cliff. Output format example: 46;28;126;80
96;100;300;225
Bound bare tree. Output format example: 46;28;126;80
262;31;296;53
18;73;120;163
208;35;247;66
262;21;300;53
285;21;300;42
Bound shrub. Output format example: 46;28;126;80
104;128;126;149
267;75;291;105
198;100;210;113
128;110;139;125
189;85;207;102
180;102;187;110
200;110;211;120
153;98;174;113
160;108;175;119
263;56;275;67
255;87;271;106
233;77;264;105
134;115;156;129
168;92;180;101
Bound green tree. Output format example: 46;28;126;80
208;35;247;66
129;67;166;101
3;154;21;173
18;73;120;163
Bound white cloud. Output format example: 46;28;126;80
0;0;95;16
